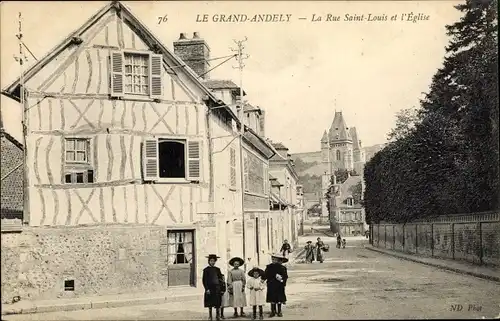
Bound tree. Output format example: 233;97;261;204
364;0;499;223
387;108;421;142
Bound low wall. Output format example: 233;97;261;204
1;223;215;303
371;212;500;267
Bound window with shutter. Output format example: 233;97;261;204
142;137;202;183
110;51;125;97
187;139;201;181
243;152;249;192
150;54;163;99
143;138;159;181
230;147;237;189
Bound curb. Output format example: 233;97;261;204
1;292;203;315
365;245;500;283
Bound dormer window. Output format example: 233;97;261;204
346;197;354;207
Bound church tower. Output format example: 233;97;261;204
327;111;354;171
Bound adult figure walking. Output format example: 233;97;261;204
336;234;342;249
263;253;289;317
304;241;315;263
316;237;325;263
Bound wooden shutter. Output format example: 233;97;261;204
150;54;163;99
230;147;236;188
187;139;201;181
110;51;124;97
142;138;159;181
263;165;268;194
243;152;249;191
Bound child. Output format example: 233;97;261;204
247;267;266;320
202;254;224;321
220;274;231;319
342;239;347;249
227;256;247;317
263;253;289;317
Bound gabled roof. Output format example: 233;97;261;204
203;79;247;96
338;175;362;204
1;1;240;124
0;129;23;150
328;111;352;142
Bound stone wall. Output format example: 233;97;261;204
371;212;500;267
1;134;24;219
1;223;214;303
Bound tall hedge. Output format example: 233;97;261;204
364;0;499;224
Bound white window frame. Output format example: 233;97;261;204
110;49;163;100
142;136;202;184
63;137;94;184
124;52;150;96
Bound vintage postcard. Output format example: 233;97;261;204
1;0;498;320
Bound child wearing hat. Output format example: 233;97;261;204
227;256;247;317
203;254;224;320
247;267;266;320
263;253;289;317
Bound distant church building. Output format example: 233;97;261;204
292;111;385;235
321;111;366;175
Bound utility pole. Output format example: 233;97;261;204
14;12;30;225
231;37;249;272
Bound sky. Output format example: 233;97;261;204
0;1;463;153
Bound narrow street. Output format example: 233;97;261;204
5;235;499;320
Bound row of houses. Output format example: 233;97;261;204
0;1;306;302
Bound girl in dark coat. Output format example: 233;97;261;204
263;253;289;317
203;254;224;320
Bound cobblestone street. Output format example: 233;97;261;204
4;237;499;320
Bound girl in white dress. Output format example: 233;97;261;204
247;267;266;320
228;257;247;317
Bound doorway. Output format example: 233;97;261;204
166;230;195;286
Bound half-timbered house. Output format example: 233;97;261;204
1;1;242;301
173;35;276;270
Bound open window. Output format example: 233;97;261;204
142;137;201;183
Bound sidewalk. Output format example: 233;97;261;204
365;244;500;282
2;247;308;316
1;286;203;316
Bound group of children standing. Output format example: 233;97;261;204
203;253;289;320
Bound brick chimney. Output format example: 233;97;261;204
259;110;266;137
173;32;211;79
274;144;288;159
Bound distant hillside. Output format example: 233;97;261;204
292;144;386;195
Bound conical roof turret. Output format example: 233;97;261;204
321;130;328;142
328;111;352;141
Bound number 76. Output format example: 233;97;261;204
158;15;168;24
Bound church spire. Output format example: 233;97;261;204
328;111;352;142
321;130;328;142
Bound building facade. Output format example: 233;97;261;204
1;1;244;302
269;142;300;248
